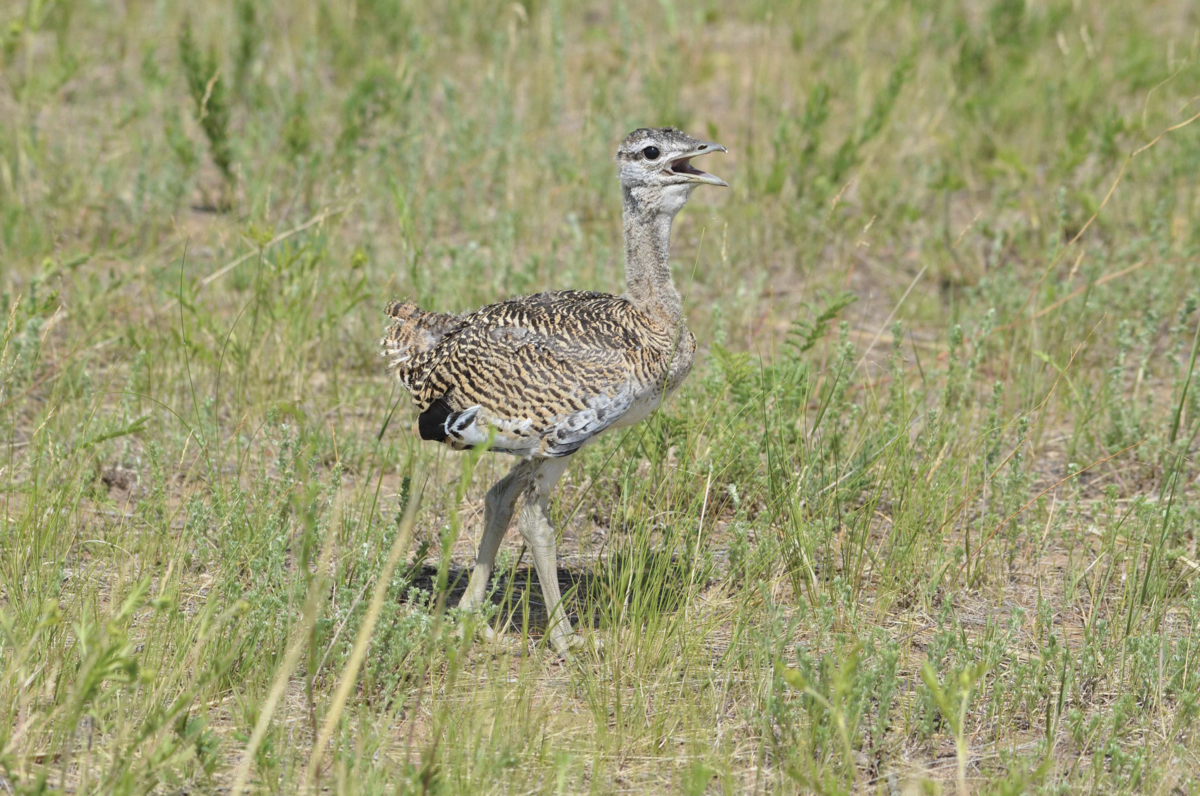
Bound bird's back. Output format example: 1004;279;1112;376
381;291;695;457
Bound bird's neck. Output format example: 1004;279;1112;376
622;186;685;329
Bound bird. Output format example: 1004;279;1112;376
380;127;727;655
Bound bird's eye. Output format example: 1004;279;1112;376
642;146;660;160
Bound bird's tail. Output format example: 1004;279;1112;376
380;300;461;387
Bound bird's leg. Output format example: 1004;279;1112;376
516;456;579;656
459;459;533;616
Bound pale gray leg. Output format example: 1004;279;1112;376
459;459;534;614
516;456;578;655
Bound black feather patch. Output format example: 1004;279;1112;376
418;398;454;442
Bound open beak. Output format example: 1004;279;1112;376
667;141;728;186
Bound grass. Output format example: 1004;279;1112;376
1;0;1199;792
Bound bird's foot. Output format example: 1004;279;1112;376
481;624;529;655
550;630;595;660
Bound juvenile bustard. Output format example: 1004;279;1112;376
381;128;727;654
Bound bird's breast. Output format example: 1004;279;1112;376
663;329;698;394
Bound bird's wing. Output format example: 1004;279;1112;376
403;292;666;457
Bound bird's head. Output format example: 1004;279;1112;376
616;127;727;217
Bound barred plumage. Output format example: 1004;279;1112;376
382;290;696;457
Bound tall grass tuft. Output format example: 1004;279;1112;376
179;16;235;208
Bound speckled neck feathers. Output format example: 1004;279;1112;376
621;183;687;330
